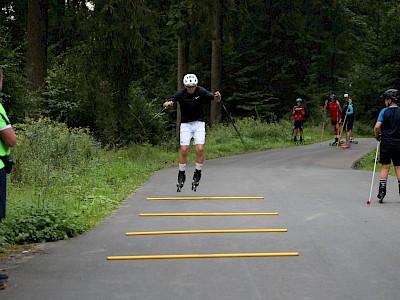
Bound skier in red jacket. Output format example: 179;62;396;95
292;98;305;143
324;93;342;145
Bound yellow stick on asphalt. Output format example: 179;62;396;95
139;212;278;217
107;252;299;260
126;228;287;236
146;196;264;201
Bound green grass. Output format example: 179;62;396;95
0;117;374;250
355;143;399;177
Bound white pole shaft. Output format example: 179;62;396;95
368;142;380;202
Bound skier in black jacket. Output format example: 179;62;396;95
374;89;400;203
163;74;221;192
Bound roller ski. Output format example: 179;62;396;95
191;169;201;192
377;183;386;203
293;137;304;145
329;140;344;146
349;137;358;144
0;271;9;290
176;170;186;192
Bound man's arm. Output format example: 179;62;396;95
163;90;183;108
374;122;382;141
214;91;221;102
0;127;16;147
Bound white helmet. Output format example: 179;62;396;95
183;74;198;87
343;93;349;98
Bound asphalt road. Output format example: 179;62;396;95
2;138;400;300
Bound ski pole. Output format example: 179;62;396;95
320;122;325;145
146;107;168;126
221;102;247;149
336;103;350;148
367;141;380;205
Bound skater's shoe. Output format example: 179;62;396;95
0;271;9;290
341;143;350;149
377;183;386;203
176;171;186;192
330;140;338;146
293;137;297;143
191;169;201;192
300;137;303;144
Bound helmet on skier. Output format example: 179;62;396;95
183;74;198;87
329;94;335;100
381;89;399;101
296;98;302;103
343;93;349;98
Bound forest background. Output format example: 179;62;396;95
0;0;399;248
2;0;400;143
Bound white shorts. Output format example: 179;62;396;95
180;121;206;146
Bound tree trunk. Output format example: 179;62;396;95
27;0;48;103
54;0;66;56
210;0;222;126
177;36;188;134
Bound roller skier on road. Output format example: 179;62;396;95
292;98;305;144
374;89;400;203
339;94;355;149
163;74;221;192
324;93;342;146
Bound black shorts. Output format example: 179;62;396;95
343;118;354;131
293;120;304;130
380;144;400;166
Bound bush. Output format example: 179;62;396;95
0;120;103;249
12;118;100;185
0;206;85;245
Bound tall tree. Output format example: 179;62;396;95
168;0;194;132
87;0;160;142
210;0;222;126
27;0;48;102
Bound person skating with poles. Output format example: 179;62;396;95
343;93;357;144
292;98;305;144
373;89;400;203
163;74;221;192
324;93;342;146
339;94;355;149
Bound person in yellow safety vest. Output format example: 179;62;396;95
0;66;17;222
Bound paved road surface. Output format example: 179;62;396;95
3;138;400;300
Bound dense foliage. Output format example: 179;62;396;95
0;119;176;249
1;0;399;144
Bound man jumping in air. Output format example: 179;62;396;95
163;74;221;192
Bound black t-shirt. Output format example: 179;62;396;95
380;106;400;147
168;86;215;123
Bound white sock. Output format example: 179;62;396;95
179;164;186;172
195;163;203;171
